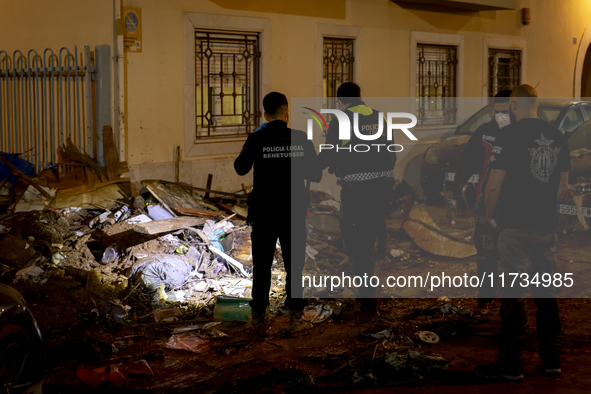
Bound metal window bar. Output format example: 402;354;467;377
0;46;93;171
195;30;260;138
323;37;354;105
416;44;457;126
488;49;521;97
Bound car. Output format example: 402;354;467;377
567;118;591;183
420;99;591;204
0;283;43;393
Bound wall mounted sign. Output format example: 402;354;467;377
122;7;142;53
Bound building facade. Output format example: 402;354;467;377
2;0;591;196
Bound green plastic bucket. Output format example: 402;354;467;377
213;295;252;322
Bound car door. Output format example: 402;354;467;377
558;105;585;135
580;103;591;121
567;120;591;183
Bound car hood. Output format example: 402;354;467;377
428;134;471;164
0;283;41;340
0;283;27;312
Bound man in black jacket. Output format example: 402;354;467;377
453;90;511;308
319;82;396;311
234;92;322;335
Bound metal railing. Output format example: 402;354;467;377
0;46;94;171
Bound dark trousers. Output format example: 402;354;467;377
249;206;307;312
340;177;392;299
474;201;499;302
497;228;561;367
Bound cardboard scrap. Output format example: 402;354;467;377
403;205;477;258
51;184;126;210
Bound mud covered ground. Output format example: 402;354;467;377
16;281;591;393
11;222;591;393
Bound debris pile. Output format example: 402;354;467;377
0;171;260;322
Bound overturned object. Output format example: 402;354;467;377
417;331;440;345
402;205;476;258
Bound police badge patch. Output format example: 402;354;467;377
529;134;560;183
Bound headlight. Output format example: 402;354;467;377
424;147;439;165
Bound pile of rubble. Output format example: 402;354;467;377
0;174;263;322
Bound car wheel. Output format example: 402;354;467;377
0;324;41;394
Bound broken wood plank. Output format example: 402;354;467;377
208;245;249;277
103;126;119;181
215;202;247;220
63;138;106;182
133;216;207;235
56;178;130;198
142;180;207;216
52;184;125;210
0;155;51;198
231;205;248;218
173;206;225;219
204;174;213;199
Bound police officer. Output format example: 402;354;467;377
453;90;512;309
319;82;396;312
477;84;570;380
234;92;322;335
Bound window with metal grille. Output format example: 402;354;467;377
416;44;457;126
195;30;260;138
488;49;521;96
323;38;354;103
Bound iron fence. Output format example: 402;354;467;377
0;46;94;171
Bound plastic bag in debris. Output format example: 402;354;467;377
129;252;200;294
209;228;225;252
164;332;210;353
15;266;47;285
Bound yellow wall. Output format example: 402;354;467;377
3;0;591;193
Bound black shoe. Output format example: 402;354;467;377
245;310;267;337
476;358;524;381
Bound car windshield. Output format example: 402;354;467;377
568;121;591;151
455;104;566;135
455;105;495;135
538;106;562;124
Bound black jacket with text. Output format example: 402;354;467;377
234;120;322;215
